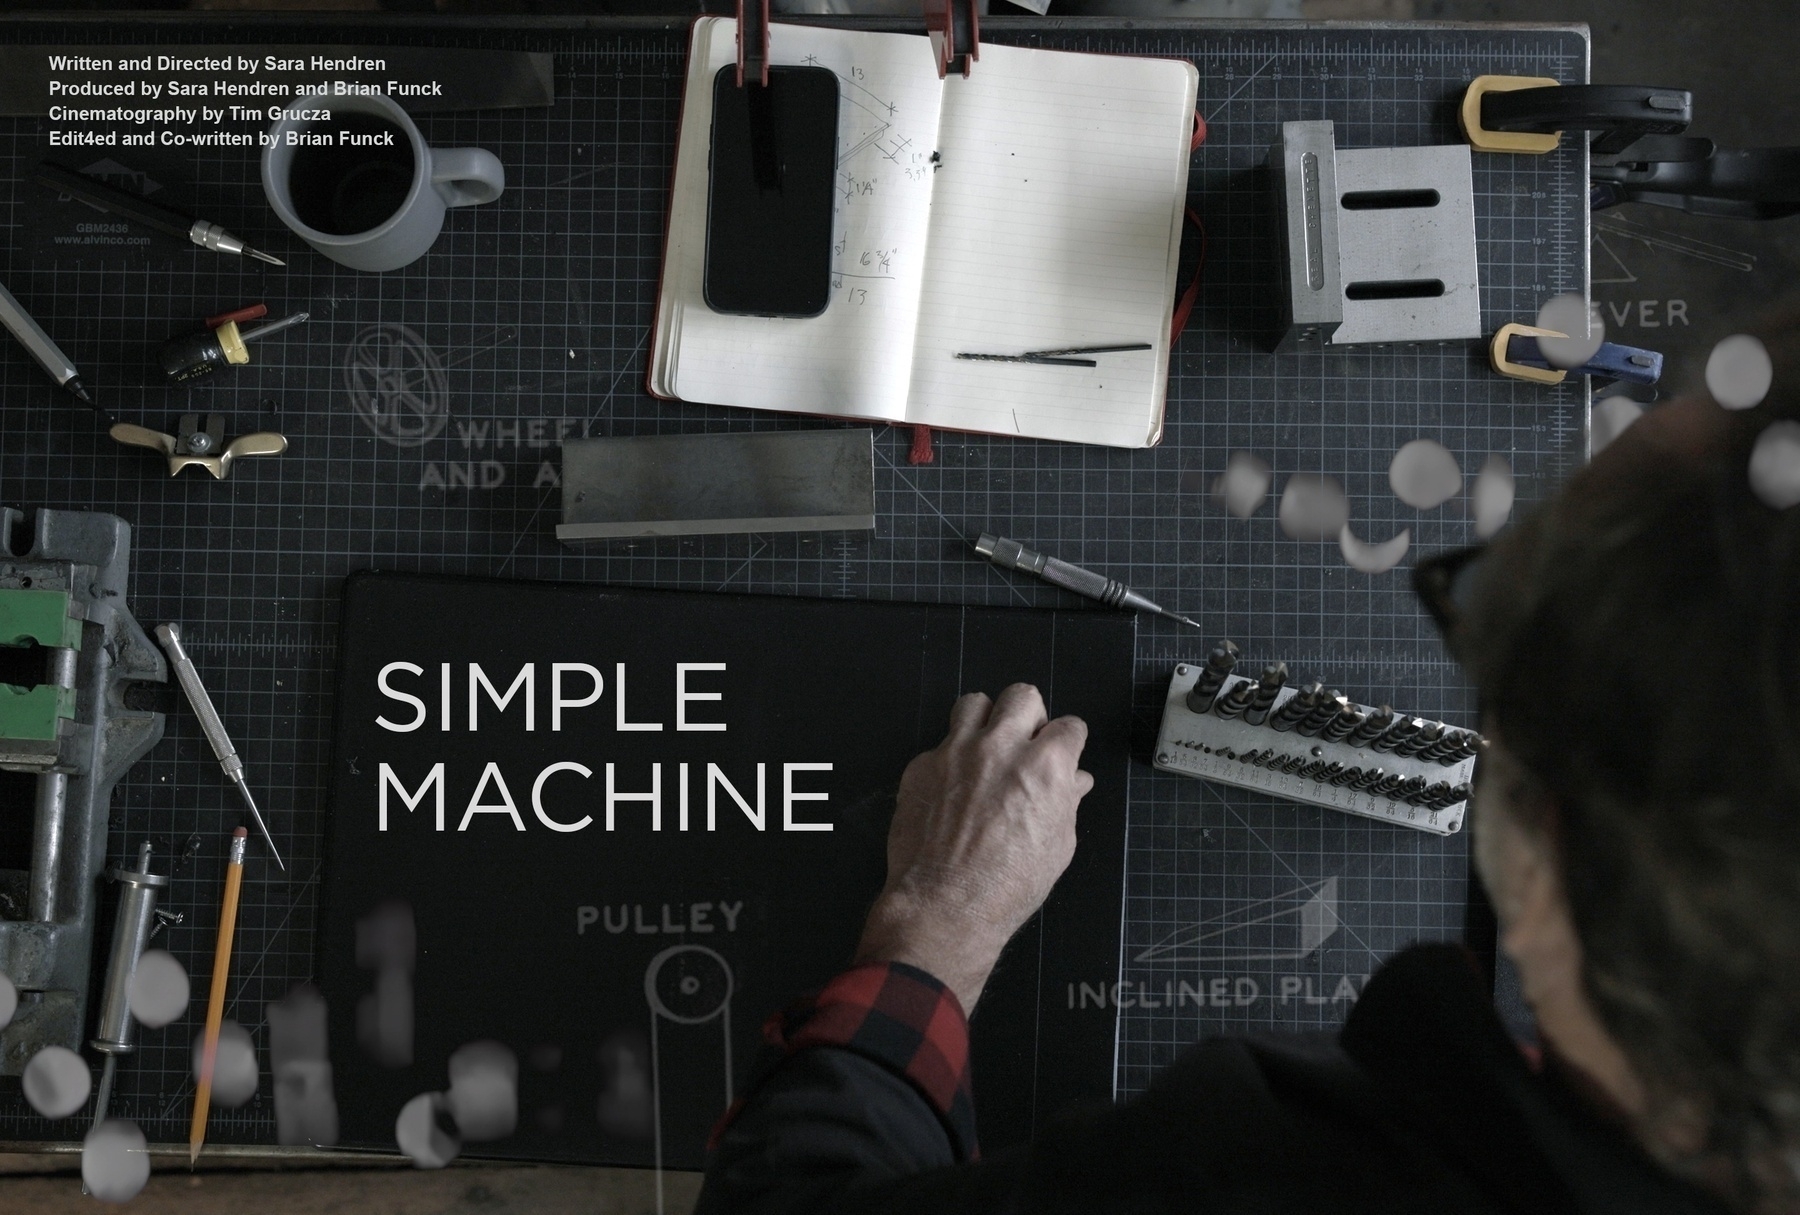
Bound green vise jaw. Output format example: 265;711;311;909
0;588;79;742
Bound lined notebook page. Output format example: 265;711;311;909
655;18;945;421
905;45;1197;447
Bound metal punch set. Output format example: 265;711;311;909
1153;642;1482;836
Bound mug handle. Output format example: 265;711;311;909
429;148;506;208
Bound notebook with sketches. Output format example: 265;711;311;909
650;18;1199;448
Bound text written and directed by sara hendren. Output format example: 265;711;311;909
43;53;441;147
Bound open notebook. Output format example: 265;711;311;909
650;18;1199;448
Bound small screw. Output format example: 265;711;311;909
1157;753;1169;764
1311;746;1323;757
1176;664;1189;676
185;431;216;454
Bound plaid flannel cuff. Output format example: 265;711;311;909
722;961;978;1161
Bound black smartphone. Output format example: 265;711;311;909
704;65;840;318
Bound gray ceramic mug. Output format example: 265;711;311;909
262;91;504;272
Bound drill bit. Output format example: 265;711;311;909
1269;681;1323;733
1213;679;1257;720
1370;716;1425;755
1319;703;1365;743
1243;662;1288;726
1395;722;1445;759
154;624;285;871
1185;641;1239;714
1419;728;1464;764
1345;705;1395;748
1297;691;1349;738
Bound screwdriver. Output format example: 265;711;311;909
159;310;308;384
154;623;285;871
975;533;1201;629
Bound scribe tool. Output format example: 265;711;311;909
975;533;1201;629
154;623;286;871
34;160;286;266
0;277;95;406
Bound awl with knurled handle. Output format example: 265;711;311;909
975;533;1202;629
154;623;285;870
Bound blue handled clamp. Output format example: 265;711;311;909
1490;322;1663;386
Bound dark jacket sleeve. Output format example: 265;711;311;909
695;962;989;1215
694;970;1377;1215
696;945;1723;1215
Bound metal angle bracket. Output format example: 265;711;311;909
557;428;876;541
1270;121;1483;350
0;508;165;1075
1270;119;1343;351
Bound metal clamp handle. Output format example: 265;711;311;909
1461;77;1693;156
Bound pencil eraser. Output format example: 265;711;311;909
233;827;248;838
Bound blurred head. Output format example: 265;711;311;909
1454;320;1800;1211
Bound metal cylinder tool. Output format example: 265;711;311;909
975;533;1201;629
90;842;169;1128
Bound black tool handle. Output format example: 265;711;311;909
159;331;228;384
1593;137;1800;220
34;160;193;241
1481;85;1692;155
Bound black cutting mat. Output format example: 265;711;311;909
0;16;1588;1145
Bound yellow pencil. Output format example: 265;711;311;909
190;827;247;1164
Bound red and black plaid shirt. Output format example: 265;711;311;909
716;961;978;1161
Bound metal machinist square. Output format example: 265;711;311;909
1333;144;1481;345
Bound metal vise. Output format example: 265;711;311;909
0;508;164;1075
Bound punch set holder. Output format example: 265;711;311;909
1154;646;1481;836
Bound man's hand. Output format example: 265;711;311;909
854;684;1094;1012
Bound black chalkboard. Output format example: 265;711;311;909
318;571;1135;1166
